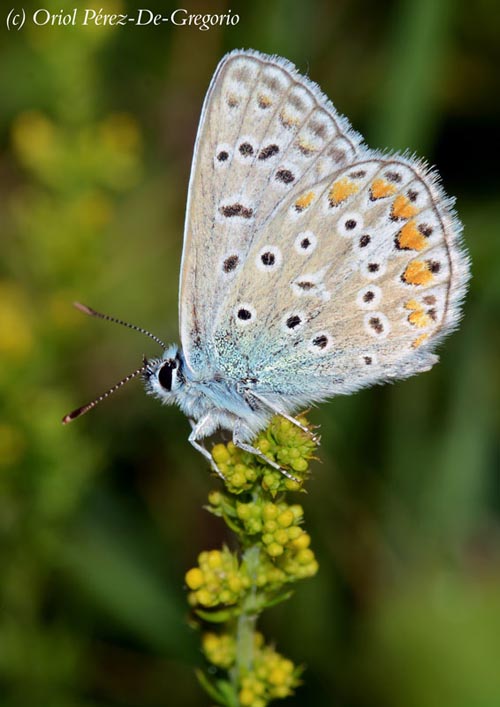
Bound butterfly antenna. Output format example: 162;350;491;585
73;301;167;349
62;363;147;424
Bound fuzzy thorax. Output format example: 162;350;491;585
143;344;274;441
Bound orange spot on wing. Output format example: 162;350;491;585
402;261;434;286
328;178;358;206
297;137;316;155
370;178;397;199
280;110;300;128
396;220;427;251
405;299;431;327
412;333;429;348
294;191;315;212
392;195;418;220
404;299;420;311
409;310;432;328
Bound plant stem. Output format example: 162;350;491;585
233;544;260;693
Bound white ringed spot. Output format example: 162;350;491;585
356;285;382;310
307;331;333;353
361;259;387;280
234;303;256;326
256;245;282;272
338;211;364;237
364;312;391;338
294;231;317;255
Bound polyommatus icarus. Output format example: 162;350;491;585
64;50;470;479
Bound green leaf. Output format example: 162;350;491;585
195;606;241;623
195;669;229;706
262;589;295;609
216;678;240;707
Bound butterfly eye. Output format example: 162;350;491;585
158;360;176;391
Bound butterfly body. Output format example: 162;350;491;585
144;346;304;476
144;346;267;431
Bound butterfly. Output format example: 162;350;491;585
63;49;470;479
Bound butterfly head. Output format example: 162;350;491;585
143;344;185;402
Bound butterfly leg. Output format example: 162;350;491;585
247;391;320;443
232;420;300;483
188;416;226;480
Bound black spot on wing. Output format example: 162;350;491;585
220;203;254;219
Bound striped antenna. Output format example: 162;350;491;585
73;302;167;349
62;302;164;424
62;363;147;424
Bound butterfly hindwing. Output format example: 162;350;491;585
179;50;469;406
211;155;468;403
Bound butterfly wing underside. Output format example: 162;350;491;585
179;49;362;373
179;50;469;403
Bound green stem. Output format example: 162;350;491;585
232;544;261;698
235;603;258;672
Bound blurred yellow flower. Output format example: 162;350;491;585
71;191;113;229
99;113;142;154
11;111;57;169
0;282;33;358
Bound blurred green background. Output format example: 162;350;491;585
1;0;499;705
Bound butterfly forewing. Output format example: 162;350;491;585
179;50;469;403
179;50;363;373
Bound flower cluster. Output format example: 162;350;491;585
202;632;301;707
208;494;319;584
211;416;316;495
185;547;249;608
202;631;236;670
187;415;318;706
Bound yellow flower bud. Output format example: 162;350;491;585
207;550;223;569
267;542;284;557
292;532;310;550
245;468;258;482
231;471;246;487
212;444;230;463
219;589;232;604
195;589;214;606
277;509;294;527
227;575;242;593
208;490;222;506
185;567;204;590
263;503;279;520
268;666;288;685
274;529;289;546
202;632;218;652
239;687;255;705
257;438;271;454
291;457;308;472
263;520;277;533
297;548;314;565
236;503;252;520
